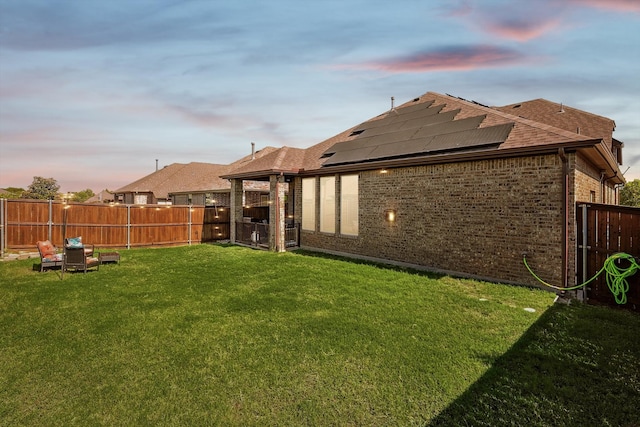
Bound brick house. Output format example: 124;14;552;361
223;91;625;288
113;146;278;206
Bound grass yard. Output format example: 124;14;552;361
1;244;639;426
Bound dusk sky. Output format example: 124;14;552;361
1;0;639;193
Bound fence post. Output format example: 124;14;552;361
0;199;4;258
127;205;131;249
579;204;589;302
48;199;53;242
188;205;192;246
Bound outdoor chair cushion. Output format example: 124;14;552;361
43;253;63;262
66;236;83;248
37;240;57;258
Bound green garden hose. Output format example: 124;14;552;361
523;253;640;305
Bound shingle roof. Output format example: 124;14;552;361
222;146;307;179
115;146;280;199
305;91;607;170
493;99;615;144
115;162;232;199
86;189;115;203
222;91;623;180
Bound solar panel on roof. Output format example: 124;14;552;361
323;146;377;165
390;104;445;124
323;136;377;156
390;99;434;115
366;137;435;159
412;115;485;139
423;123;513;153
397;109;459;131
357;128;420;147
351;103;443;132
321;98;514;167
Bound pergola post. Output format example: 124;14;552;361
269;174;286;252
229;178;243;243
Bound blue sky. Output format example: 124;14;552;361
1;0;639;192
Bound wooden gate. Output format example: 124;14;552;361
576;203;640;311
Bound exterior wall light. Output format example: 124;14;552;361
384;209;396;222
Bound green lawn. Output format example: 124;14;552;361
1;244;638;426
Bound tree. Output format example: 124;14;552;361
619;179;640;207
22;176;60;200
1;187;25;199
72;189;95;203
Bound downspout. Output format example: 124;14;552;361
558;148;569;290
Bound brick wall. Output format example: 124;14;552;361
298;153;580;286
574;155;618;205
575;156;603;203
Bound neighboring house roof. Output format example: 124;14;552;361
115;162;231;200
86;189;115;203
115;146;280;199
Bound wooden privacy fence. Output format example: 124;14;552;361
0;199;208;252
576;202;640;311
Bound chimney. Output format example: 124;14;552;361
251;142;255;160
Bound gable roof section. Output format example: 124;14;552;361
493;99;615;145
222;146;307;180
115;162;232;199
115;146;282;199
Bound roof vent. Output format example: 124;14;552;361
390;96;395;110
559;103;565;113
512;104;521;109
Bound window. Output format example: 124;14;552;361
340;175;358;236
134;194;147;205
302;178;316;231
320;176;335;233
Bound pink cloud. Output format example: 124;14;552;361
568;0;640;12
481;18;562;42
463;0;638;43
336;45;529;73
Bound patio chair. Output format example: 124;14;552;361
65;236;94;257
62;246;100;277
36;240;64;272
